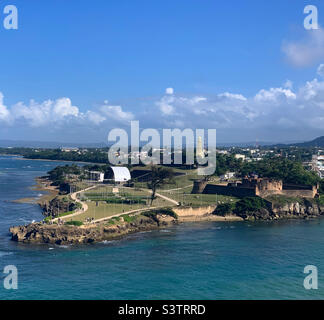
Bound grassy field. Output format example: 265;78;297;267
62;184;173;222
131;166;201;190
59;166;237;222
158;189;238;207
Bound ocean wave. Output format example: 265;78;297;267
56;245;71;249
139;231;152;234
101;240;117;245
210;226;222;230
0;251;13;257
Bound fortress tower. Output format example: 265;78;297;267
196;136;204;158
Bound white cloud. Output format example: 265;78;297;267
218;92;247;101
317;64;324;77
148;67;324;132
156;94;175;116
165;87;174;95
100;103;134;122
52;98;79;118
86;111;106;125
0;92;10;122
282;28;324;67
284;80;293;89
11;98;79;127
0;95;133;127
3;65;324;140
254;87;296;102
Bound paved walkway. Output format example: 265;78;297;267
88;205;167;225
53;185;96;222
140;188;180;206
158;184;193;192
55;185;179;224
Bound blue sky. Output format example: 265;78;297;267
1;0;324;143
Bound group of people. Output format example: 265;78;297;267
42;217;65;225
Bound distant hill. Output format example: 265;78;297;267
0;140;108;149
217;140;301;148
293;136;324;148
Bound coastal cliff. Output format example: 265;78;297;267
233;197;324;221
9;214;177;245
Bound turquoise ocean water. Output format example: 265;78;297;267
0;155;324;300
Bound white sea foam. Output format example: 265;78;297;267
139;231;152;234
0;251;13;257
101;240;117;244
55;245;71;249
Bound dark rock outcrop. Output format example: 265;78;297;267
41;196;80;218
9;214;177;245
236;199;324;221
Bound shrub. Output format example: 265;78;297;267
106;217;121;225
143;208;178;220
65;221;83;226
234;197;267;216
213;203;235;216
44;216;52;223
121;214;136;223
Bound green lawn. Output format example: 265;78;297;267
62;167;237;222
63;184;173;222
158;189;238;207
131;166;199;190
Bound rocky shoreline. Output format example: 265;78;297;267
235;199;324;221
9;187;324;245
9;213;178;245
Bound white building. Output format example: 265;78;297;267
60;147;79;152
110;167;131;183
235;154;246;161
89;171;105;182
220;172;236;181
311;155;324;178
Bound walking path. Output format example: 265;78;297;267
140;188;180;206
158;184;193;192
54;185;179;224
88;205;167;225
52;186;96;222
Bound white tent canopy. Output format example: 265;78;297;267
110;167;131;182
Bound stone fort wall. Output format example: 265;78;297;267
193;179;318;199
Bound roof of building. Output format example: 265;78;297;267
111;167;131;182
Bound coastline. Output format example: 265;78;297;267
0;153;102;165
9;213;243;245
13;177;59;205
9;169;243;245
7;160;324;245
15;156;103;165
